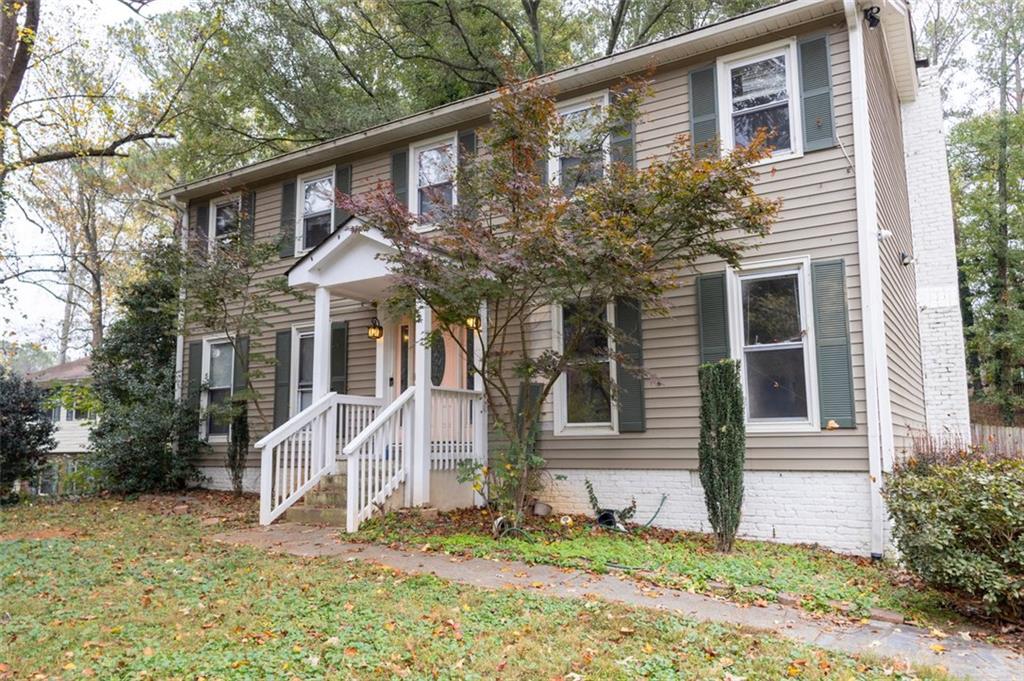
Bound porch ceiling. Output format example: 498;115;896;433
287;220;397;302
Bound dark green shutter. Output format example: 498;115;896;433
799;35;836;152
689;66;719;158
279;181;296;258
335;163;353;227
458;129;477;159
515;382;543;450
615;297;645;432
232;335;249;397
391;149;409;207
812;260;855;428
273;330;291;427
457;129;478;218
697;273;730;363
330;321;349;394
241;191;256;241
610;91;635;168
193;203;209;253
186;341;203;409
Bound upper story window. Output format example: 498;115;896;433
209;195;241;245
411;135;456;223
553;301;618;436
718;41;801;159
203;340;235;439
727;257;818;432
297;169;334;253
550;95;609;196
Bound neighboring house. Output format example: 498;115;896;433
26;357;95;495
160;0;969;556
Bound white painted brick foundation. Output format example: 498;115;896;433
902;68;971;441
541;469;874;556
198;466;260;494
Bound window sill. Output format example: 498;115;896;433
553;424;619;437
745;149;804;168
205;435;230;444
746;420;819;434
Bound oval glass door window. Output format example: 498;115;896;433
431;341;446;386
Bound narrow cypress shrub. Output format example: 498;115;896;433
698;359;746;552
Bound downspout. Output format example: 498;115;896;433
845;0;896;559
170;194;188;403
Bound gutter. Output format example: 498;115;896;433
844;0;896;558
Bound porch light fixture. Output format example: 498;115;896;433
465;314;482;331
863;6;881;29
367;318;384;340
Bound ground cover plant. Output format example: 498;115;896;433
0;494;956;680
355;508;970;629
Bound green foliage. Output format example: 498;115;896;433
0;497;955;680
950;111;1024;422
0;368;56;498
697;359;746;552
90;244;204;494
883;458;1024;620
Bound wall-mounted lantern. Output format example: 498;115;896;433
367;317;384;340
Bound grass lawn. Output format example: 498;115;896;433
0;495;956;680
354;508;966;628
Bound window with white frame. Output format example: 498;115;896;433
412;136;456;221
293;328;315;414
298;171;334;252
719;42;800;158
728;260;817;429
551;96;608;195
554;301;617;435
209;195;241;244
204;340;234;438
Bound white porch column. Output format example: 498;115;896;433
472;302;488;507
412;299;432;506
312;287;332;398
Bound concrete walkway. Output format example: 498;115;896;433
212;523;1022;681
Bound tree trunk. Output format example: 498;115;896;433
58;242;79;364
994;43;1012;424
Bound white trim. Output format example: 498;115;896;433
200;334;234;443
171;195;187;402
409;131;459;232
548;90;611;188
726;256;819;433
716;38;804;164
207;192;242;251
294;166;336;256
290;325;315;416
845;0;894;558
551;302;619;437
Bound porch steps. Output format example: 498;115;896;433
282;474;347;527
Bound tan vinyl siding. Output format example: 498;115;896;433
182;13;878;474
532;23;870;472
865;27;926;454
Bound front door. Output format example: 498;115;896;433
391;318;469;398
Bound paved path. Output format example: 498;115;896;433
212;523;1022;681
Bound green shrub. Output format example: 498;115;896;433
697;359;745;552
883;458;1024;620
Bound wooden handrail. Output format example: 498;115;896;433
342;386;416;456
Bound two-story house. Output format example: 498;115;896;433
160;0;970;557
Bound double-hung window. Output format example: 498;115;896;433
209;195;241;246
551;95;608;196
554;301;617;436
204;340;235;439
718;41;801;158
297;170;334;253
411;134;456;223
727;258;818;431
292;328;315;414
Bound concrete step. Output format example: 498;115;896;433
306;490;346;507
283;505;347;526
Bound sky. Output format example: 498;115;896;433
0;0;988;365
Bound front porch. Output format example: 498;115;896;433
255;222;488;531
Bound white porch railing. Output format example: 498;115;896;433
430;386;486;470
256;392;381;525
342;386;416;532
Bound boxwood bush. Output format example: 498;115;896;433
883;457;1024;620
